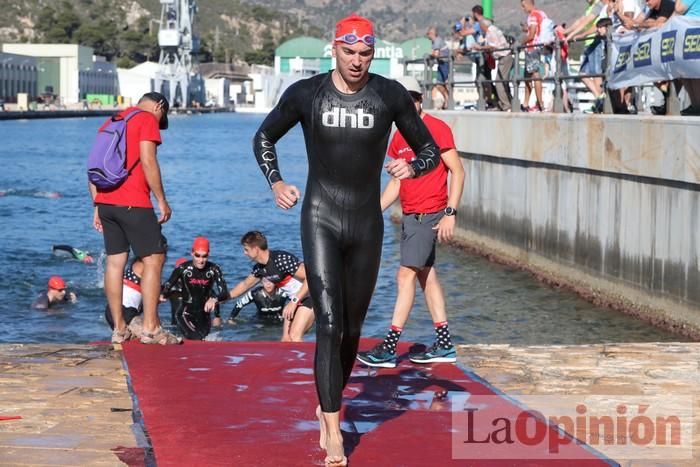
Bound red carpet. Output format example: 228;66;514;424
122;340;614;466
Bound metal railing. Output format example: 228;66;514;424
403;33;683;115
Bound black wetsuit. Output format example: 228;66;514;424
253;72;439;412
31;291;72;309
230;286;287;322
161;261;229;340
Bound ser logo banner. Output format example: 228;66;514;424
661;31;677;63
633;39;653;68
683;27;700;60
614;45;632;74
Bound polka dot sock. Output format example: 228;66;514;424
382;325;402;354
434;321;453;349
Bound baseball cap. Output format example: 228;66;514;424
192;236;210;252
141;91;169;130
396;76;422;96
48;275;66;290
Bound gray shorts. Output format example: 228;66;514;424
400;212;443;268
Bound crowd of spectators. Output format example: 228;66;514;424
424;0;699;115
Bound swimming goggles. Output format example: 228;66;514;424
334;33;375;46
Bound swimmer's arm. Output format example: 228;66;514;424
230;290;253;319
252;85;303;187
380;177;401;212
393;91;440;178
212;265;229;302
160;265;184;298
228;274;259;300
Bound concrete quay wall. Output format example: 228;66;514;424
435;111;700;336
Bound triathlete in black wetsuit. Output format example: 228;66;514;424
252;14;439;466
229;278;287;323
160;237;228;340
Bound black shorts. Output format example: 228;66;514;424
97;204;167;257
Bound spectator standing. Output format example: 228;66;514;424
474;19;513;111
356;76;464;368
90;92;181;346
520;0;549;112
426;26;451;109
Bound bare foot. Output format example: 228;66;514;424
316;405;327;449
324;432;347;467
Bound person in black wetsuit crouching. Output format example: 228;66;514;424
228;277;287;325
159;237;228;340
251;13;439;466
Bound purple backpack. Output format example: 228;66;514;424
87;109;143;190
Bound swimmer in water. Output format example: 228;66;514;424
52;244;94;263
32;276;77;309
251;14;439;466
229;277;288;328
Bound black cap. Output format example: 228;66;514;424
141;91;169;129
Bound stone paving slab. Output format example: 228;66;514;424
0;344;144;466
457;342;700;466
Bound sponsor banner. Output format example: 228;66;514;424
607;16;700;89
451;394;693;460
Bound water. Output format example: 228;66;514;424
0;113;685;345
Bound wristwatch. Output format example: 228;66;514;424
290;296;299;304
444;207;457;216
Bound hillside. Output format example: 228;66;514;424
0;0;583;64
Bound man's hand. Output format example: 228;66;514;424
385;159;416;180
93;206;103;233
212;317;222;327
204;297;218;313
158;294;167;303
157;199;172;224
282;301;298;321
433;215;456;243
68;292;77;303
271;181;301;210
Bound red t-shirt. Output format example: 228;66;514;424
388;113;455;214
94;107;162;208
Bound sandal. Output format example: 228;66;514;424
140;326;183;345
111;327;132;345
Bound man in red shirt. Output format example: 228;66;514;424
357;76;465;368
89;92;180;346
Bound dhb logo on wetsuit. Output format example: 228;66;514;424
322;107;375;129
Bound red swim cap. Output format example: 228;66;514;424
192;236;210;252
48;276;66;290
334;14;375;45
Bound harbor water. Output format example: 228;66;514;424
0;113;686;345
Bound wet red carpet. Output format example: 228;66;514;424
122;340;613;466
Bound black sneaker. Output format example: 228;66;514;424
651;104;667;115
409;343;457;364
356;343;397;368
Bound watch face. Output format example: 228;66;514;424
445;207;456;216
